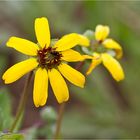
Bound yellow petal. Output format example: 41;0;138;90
54;33;89;51
61;49;84;62
2;58;38;84
58;63;85;88
86;53;102;75
33;68;48;107
103;38;123;59
48;68;69;103
35;17;50;48
78;34;90;46
102;53;124;81
95;25;110;41
6;37;39;56
83;55;94;60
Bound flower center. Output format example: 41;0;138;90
37;47;62;69
91;40;107;53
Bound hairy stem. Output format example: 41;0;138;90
9;72;33;132
54;103;65;139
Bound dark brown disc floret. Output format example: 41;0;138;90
37;47;62;69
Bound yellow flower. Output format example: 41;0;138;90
2;17;89;107
86;25;124;81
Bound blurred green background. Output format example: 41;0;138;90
0;1;140;139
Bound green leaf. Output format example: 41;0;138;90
0;88;13;130
0;133;24;140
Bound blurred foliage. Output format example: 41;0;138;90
23;127;37;140
39;107;57;139
40;106;57;123
0;1;140;139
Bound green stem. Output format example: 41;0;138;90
9;72;33;132
54;103;65;139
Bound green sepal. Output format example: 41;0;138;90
83;30;94;40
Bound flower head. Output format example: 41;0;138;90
2;17;89;107
86;25;124;81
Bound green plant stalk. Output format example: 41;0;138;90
54;102;65;139
9;71;33;132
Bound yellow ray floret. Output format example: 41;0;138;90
61;49;84;62
48;68;69;103
58;63;85;88
101;53;124;81
7;37;39;56
103;38;123;59
33;68;48;107
35;17;50;48
86;52;124;81
2;58;38;84
54;33;89;51
95;25;110;41
86;53;102;75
